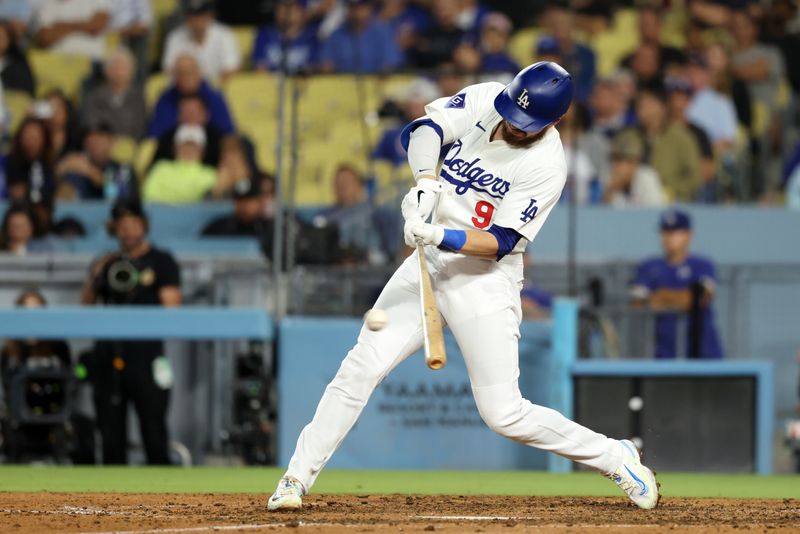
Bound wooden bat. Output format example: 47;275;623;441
416;241;446;370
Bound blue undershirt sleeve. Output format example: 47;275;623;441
487;224;524;261
400;118;444;151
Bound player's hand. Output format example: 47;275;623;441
409;222;445;247
401;179;442;222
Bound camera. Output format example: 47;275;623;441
95;256;140;304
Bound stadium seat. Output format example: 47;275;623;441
590;8;639;77
134;138;158;179
224;72;279;134
28;50;92;101
4;90;32;134
145;72;170;110
233;26;257;69
509;28;539;69
296;76;380;139
111;136;137;164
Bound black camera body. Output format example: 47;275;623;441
94;255;141;304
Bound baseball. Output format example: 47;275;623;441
364;308;388;331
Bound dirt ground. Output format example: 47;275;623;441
0;493;798;534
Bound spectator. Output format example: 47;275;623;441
4;117;56;205
56;122;138;201
0;21;35;95
162;0;241;82
316;163;398;263
627;43;664;92
151;94;223;167
410;0;464;69
108;0;152;82
33;0;110;61
686;54;738;153
216;136;256;190
621;7;686;77
201;173;273;245
730;9;786;195
252;0;318;73
537;6;596;102
584;77;633;180
376;0;432;64
143;124;231;203
455;0;490;36
0;0;32;39
631;209;724;359
319;0;402;74
761;0;800;98
81;200;180;465
666;77;717;202
556;104;599;205
83;47;147;140
0;203;44;255
39;90;81;160
373;78;440;167
602;130;665;207
631;89;702;202
706;41;751;132
475;12;518;75
434;63;469;97
147;53;235;138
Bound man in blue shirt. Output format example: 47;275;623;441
631;209;724;359
147;54;235;138
319;0;402;74
252;0;318;73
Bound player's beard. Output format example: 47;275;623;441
500;121;547;148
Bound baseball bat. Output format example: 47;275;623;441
416;241;446;370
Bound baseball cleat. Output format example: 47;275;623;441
268;476;305;511
607;439;661;510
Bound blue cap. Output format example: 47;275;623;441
493;61;573;133
536;37;561;55
659;209;691;231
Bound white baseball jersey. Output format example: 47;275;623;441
423;82;568;262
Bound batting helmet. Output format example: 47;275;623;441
493;61;574;133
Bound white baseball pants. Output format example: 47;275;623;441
285;249;624;491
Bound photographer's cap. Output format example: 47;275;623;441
111;199;146;221
187;0;215;14
174;124;206;147
659;208;691;231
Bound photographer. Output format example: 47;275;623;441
81;200;181;464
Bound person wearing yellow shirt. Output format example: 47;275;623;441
143;124;232;204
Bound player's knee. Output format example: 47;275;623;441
473;387;524;437
328;343;386;403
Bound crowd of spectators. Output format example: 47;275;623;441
0;0;798;265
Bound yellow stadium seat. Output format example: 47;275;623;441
233;26;257;69
134;138;158;179
590;8;639;77
28;50;92;101
145;72;170;110
509;28;539;69
111;136;137;164
4;90;32;133
224;72;279;136
296;76;380;139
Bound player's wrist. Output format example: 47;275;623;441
439;228;466;251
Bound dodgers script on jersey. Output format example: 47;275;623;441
424;82;568;261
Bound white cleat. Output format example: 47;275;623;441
268;476;305;511
607;439;661;510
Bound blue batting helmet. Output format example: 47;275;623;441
493;61;574;133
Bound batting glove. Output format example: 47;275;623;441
401;179;443;222
410;222;445;247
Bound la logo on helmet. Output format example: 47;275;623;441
516;89;530;109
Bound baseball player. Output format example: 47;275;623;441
269;62;660;511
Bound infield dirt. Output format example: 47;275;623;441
0;493;798;533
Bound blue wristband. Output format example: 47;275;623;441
440;228;467;251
